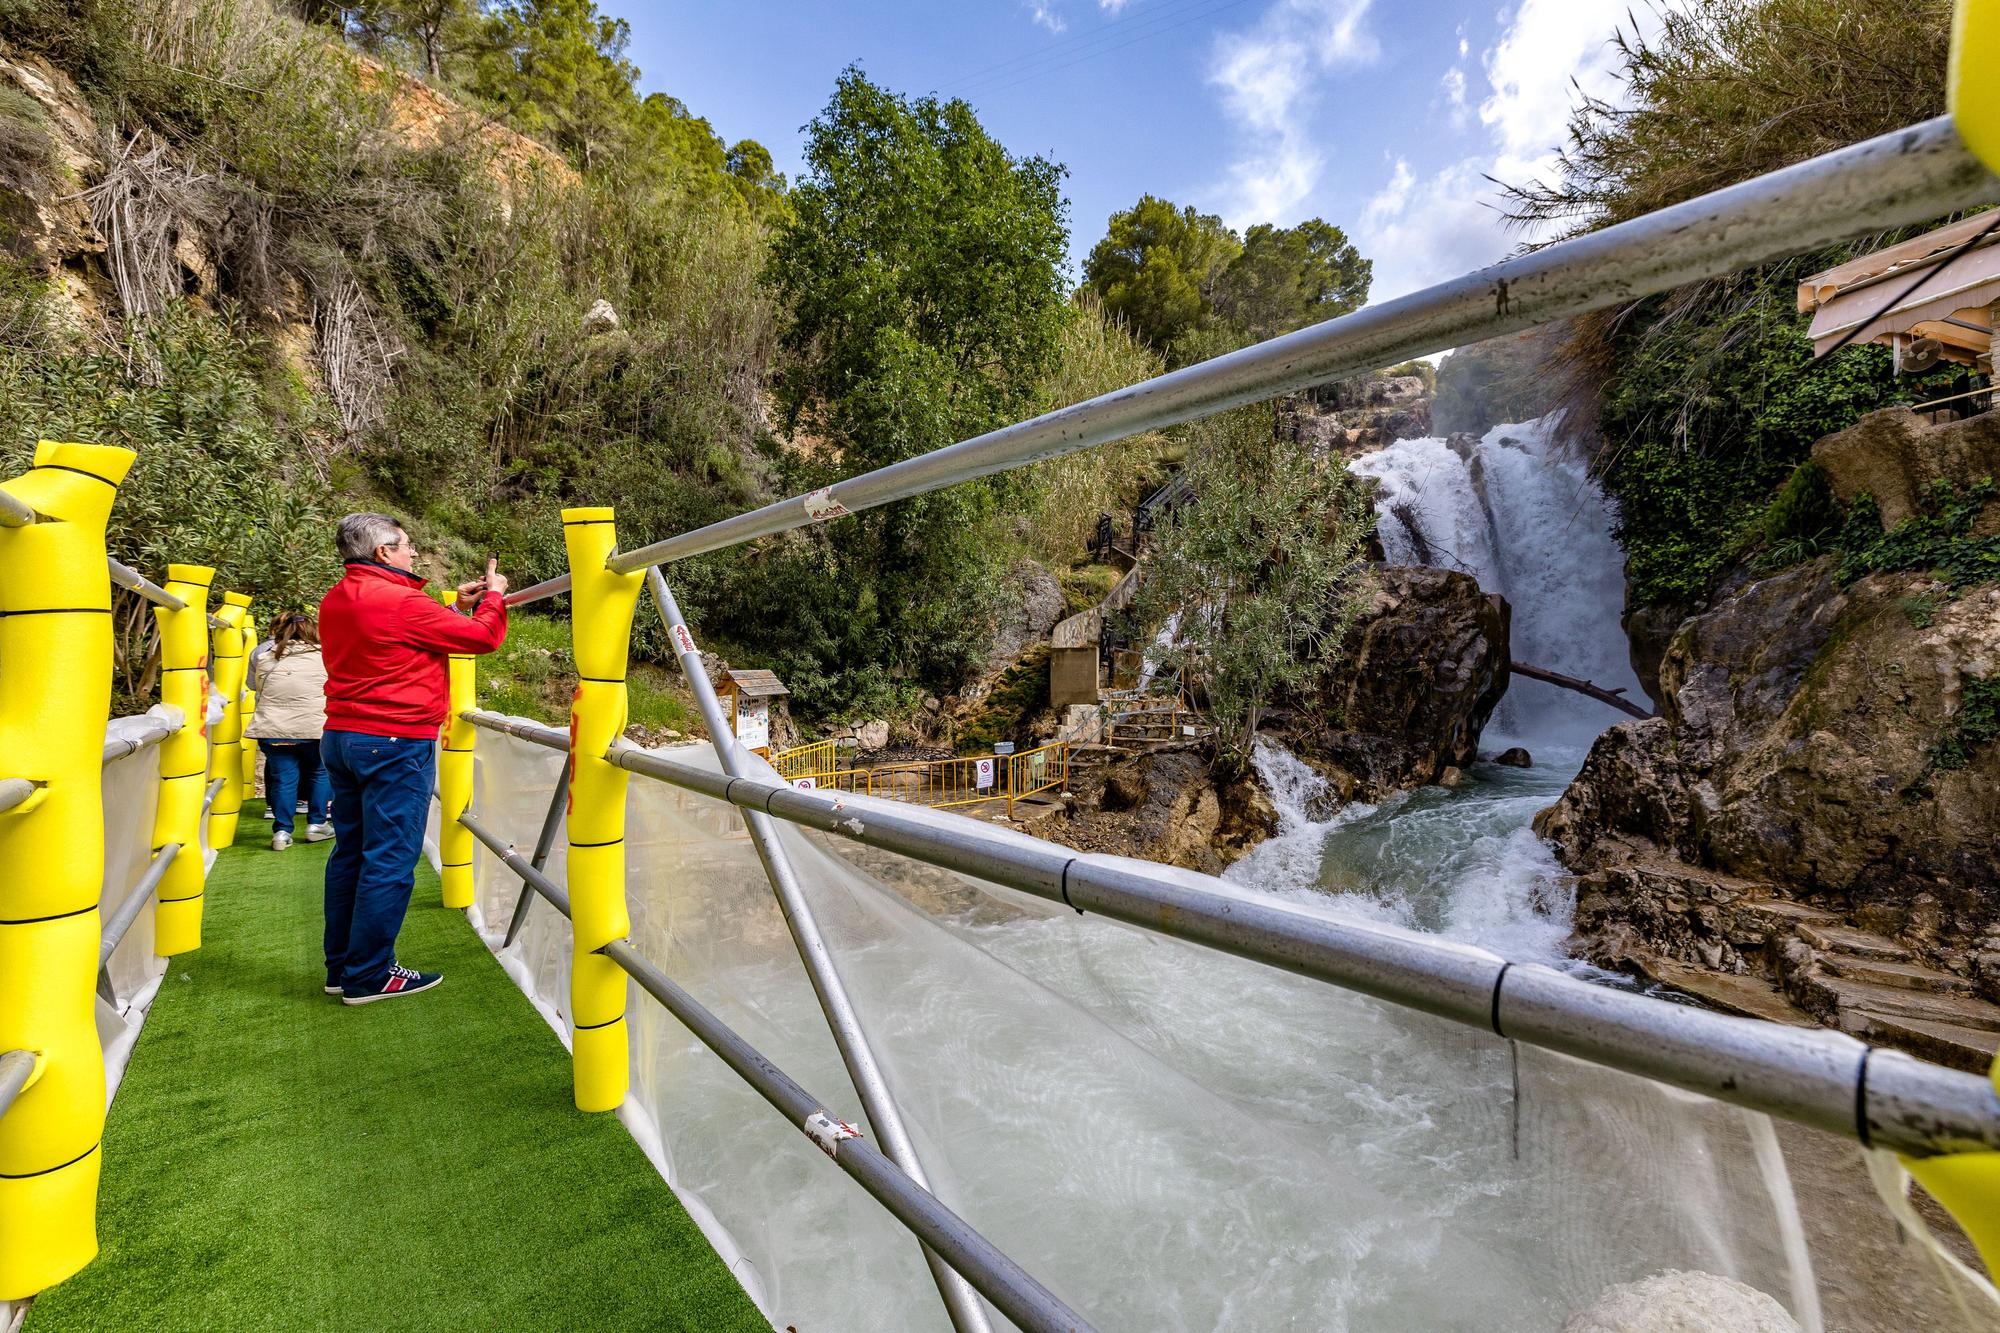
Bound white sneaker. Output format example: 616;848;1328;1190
272;830;293;851
302;823;334;843
261;806;274;820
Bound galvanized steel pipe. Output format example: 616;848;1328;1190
0;1049;34;1122
101;713;180;766
455;805;1094;1333
0;779;33;815
645;570;996;1333
105;557;187;612
596;117;1996;579
97;843;181;968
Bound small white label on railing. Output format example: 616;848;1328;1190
805;1110;860;1159
672;623;697;657
803;487;848;521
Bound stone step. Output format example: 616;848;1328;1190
1819;953;1972;995
1805;973;2000;1034
1850;1013;2000;1075
1641;959;1813;1027
1731;897;1843;931
1796;923;1912;962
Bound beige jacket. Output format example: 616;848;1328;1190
245;645;329;740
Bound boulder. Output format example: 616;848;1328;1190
1492;746;1532;768
1813;404;2000;529
855;719;890;751
1283;566;1510;799
985;559;1066;671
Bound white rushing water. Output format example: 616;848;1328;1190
1349;416;1645;747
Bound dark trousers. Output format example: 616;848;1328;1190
261;740;331;835
322;730;436;994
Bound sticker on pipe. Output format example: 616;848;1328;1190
802;487;848;521
672;623;696;657
804;1110;860;1159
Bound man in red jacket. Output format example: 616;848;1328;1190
318;513;509;1004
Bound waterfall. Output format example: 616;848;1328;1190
1350;417;1643;750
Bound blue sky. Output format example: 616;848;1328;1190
624;0;1649;304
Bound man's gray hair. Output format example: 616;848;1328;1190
336;512;406;563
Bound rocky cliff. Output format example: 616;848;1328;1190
1539;416;2000;1066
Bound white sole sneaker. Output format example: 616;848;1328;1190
271;835;292;851
302;824;334;842
341;975;443;1005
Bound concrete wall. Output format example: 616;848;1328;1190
1049;646;1100;708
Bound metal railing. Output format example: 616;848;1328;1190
771;739;838;780
1004;742;1067;809
461;710;2000;1159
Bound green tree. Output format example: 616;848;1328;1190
1212;219;1370;343
1133;407;1376;764
469;0;639;170
1081;194;1239;359
1500;0;1956;607
760;68;1070;705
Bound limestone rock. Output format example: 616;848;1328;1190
855;719;889;751
1283;566;1509;800
1492;746;1532;768
1561;1270;1802;1333
1813;404;2000;529
985;559;1065;671
581;297;620;334
1544;555;2000;981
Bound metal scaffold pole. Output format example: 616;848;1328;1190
642;567;997;1333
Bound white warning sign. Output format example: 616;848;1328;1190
792;776;818;790
975;757;995;789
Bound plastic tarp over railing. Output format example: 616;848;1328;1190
452;723;2000;1332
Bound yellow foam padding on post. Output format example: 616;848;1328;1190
563;506;641;1113
151;565;215;957
238;612;257;793
0;441;133;1298
437;589;478;909
1951;0;2000;175
1906;1150;2000;1275
204;591;251;849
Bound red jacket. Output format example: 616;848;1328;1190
319;562;508;739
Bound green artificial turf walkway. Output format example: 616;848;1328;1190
28;801;766;1332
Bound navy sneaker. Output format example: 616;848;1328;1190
341;963;442;1006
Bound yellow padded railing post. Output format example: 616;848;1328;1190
237;611;257;803
0;440;136;1299
204;591;252;848
436;589;476;910
563;506;641;1113
151;565;215;957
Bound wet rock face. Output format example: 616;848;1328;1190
1541;558;2000;965
1050;747;1274;874
1283;566;1510;800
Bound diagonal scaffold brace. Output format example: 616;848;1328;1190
643;566;997;1333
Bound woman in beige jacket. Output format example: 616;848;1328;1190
246;613;333;850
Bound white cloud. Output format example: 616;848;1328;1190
1207;0;1380;227
1028;0;1066;33
1354;0;1658;304
1100;0;1135;11
1440;64;1468;126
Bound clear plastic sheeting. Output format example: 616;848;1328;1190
97;722;171;1100
462;725;2000;1332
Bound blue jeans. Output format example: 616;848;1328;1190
261;740;331;835
322;730;436;995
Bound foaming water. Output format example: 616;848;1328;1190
1350;417;1644;746
1231;739;1585;966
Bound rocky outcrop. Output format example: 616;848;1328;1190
1279;566;1510;799
986;559;1065;672
1813;405;2000;528
1285;373;1433;458
1044;745;1276;874
1540;553;2000;1061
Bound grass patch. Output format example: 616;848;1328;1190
26;805;764;1332
955;643;1050;754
